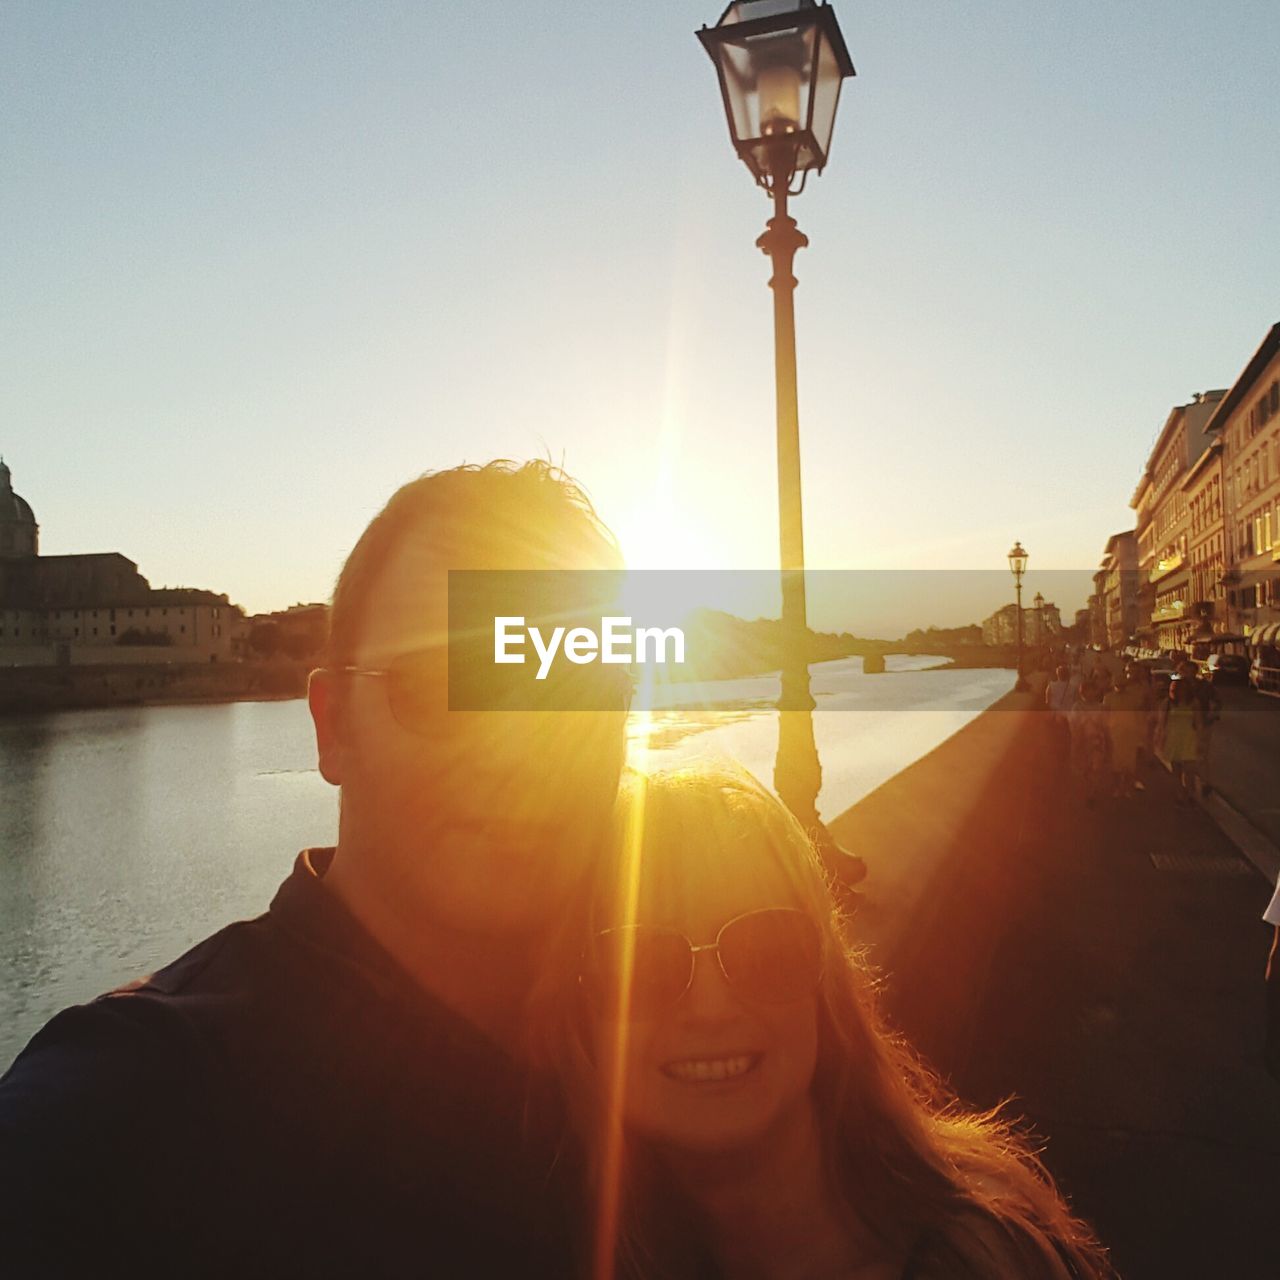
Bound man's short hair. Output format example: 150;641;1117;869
326;459;622;664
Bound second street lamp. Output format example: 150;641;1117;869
1008;541;1029;690
698;1;858;877
1033;590;1045;650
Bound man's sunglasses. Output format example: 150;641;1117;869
580;908;824;1017
337;646;633;731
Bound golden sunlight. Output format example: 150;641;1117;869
614;504;719;572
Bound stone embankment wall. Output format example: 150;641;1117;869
831;682;1050;1079
0;662;309;714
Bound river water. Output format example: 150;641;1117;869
0;657;1010;1068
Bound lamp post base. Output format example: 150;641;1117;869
812;822;868;890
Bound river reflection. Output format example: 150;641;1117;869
0;701;337;1068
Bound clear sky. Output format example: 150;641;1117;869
3;1;1276;626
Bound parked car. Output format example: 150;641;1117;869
1252;645;1280;696
1205;652;1250;685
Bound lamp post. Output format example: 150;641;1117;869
1033;590;1045;652
698;1;858;873
1008;541;1029;690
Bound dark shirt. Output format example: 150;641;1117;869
0;849;581;1279
1185;674;1222;721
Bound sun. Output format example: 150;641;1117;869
614;504;717;571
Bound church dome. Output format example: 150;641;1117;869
0;459;39;558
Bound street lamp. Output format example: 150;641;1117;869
1008;541;1029;690
1033;590;1045;650
698;1;858;875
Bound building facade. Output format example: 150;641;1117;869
0;462;246;666
1099;531;1139;649
1209;323;1280;640
1182;435;1226;641
1089;569;1107;648
1129;390;1226;652
1130;474;1156;645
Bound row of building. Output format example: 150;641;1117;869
0;459;326;667
1085;323;1280;654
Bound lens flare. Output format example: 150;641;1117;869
592;762;649;1280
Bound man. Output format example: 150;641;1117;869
1175;659;1222;797
0;461;629;1277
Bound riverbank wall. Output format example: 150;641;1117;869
831;681;1051;1079
0;661;309;714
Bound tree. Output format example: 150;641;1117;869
249;623;282;659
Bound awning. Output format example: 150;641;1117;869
1251;622;1280;646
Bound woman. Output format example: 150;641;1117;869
1157;676;1203;804
1103;667;1150;798
533;764;1113;1279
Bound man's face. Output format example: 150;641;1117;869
329;536;627;936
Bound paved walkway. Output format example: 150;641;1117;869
953;735;1280;1279
1207;684;1280;870
833;679;1280;1277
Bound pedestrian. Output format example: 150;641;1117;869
1103;666;1150;798
1070;677;1112;806
1265;878;1280;1082
1177;660;1222;798
537;764;1117;1280
1157;675;1203;805
0;461;631;1277
1045;663;1073;760
1066;659;1083;708
1126;661;1157;766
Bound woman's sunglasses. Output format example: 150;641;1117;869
580;908;824;1017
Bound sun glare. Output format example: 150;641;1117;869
615;506;718;572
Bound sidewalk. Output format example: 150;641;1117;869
835;684;1280;1276
1203;685;1280;882
950;739;1280;1278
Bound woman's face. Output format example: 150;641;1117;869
594;834;821;1155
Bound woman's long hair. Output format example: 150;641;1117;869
527;762;1114;1280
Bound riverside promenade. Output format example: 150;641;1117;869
833;685;1280;1280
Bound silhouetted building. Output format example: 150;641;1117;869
0;462;245;665
982;601;1061;647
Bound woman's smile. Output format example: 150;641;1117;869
660;1052;763;1085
